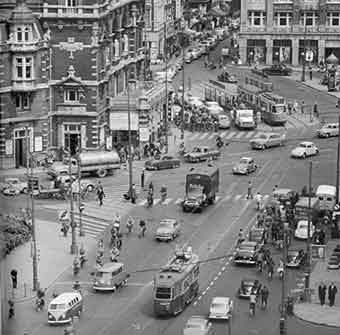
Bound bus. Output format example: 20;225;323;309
153;247;199;316
257;92;287;126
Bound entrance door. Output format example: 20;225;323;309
15;138;25;168
64;133;79;156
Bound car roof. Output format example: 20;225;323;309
50;292;82;304
96;262;124;272
159;218;177;224
240;156;253;161
299;141;314;146
240;241;257;247
5;178;20;182
242;278;257;283
273;188;293;194
187;315;208;325
212;297;230;304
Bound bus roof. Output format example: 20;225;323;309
186;166;219;177
96;262;124;273
316;185;336;196
295;197;319;207
50;292;82;304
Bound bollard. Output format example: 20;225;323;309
24;283;27;297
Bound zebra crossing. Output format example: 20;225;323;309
73;192;271;238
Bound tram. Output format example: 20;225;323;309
153;246;199;316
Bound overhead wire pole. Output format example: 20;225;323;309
181;19;185;140
77;134;84;237
127;79;133;201
305;161;313;290
280;221;289;335
336;114;340;204
164;21;169;153
301;24;307;82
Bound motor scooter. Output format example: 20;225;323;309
79;254;87;268
35;297;45;311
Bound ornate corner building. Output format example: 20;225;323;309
0;0;146;168
239;0;340;66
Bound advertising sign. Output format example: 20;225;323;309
306;50;314;62
109;112;139;131
139;128;150;142
311;244;326;260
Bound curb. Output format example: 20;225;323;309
293;79;340;100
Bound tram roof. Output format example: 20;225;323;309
238;84;264;94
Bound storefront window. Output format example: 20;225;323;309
248;11;266;26
327;12;340;26
298;40;318;65
300;11;318;26
247;40;266;64
274;12;292;26
273;40;292;64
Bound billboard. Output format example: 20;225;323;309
109;112;139;131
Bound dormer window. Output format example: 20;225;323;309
16;26;32;42
64;89;79;103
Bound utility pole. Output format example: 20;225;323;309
336;114;340;204
68;135;77;254
181;20;185;141
305;161;313;289
164;21;169;153
127;79;133;201
25;127;30;215
280;221;289;335
301;24;307;82
77;134;84;237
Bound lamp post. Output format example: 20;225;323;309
301;24;307;82
127;78;134;201
164;21;169;153
280;220;289;335
336;113;340;204
305;161;313;290
77;134;84;237
181;19;185;141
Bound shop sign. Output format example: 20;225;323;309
139;127;150;142
5;139;13;155
34;136;43;152
273;4;293;10
109;112;139;131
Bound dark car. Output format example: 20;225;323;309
286;249;306;268
233;241;259;265
144;155;180;170
237;278;262;298
217;72;237;84
262;64;292;76
248;228;266;249
184;146;220;163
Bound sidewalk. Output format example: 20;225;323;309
293;239;340;328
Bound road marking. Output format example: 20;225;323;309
220;131;228;137
153;199;161;205
234;194;242;201
175;198;183;204
200;133;209;139
190;133;200;140
162;198;173;205
235;132;244;138
208;133;215;140
222;194;232;202
245;131;255;138
225;132;236;139
138;199;147;206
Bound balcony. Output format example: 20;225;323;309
8;40;47;53
42;4;99;18
11;80;36;92
326;0;340;3
273;0;293;3
272;26;292;33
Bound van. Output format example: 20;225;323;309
92;262;129;291
48;292;83;324
294;197;319;221
316;185;337;211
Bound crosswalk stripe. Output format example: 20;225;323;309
245;131;255;138
220;131;228;137
200;133;209;139
215;196;221;202
263;194;270;201
225;132;236;139
222;194;232;202
234;194;243;201
153;199;161;205
190;133;201;140
138;199;147;206
235;132;244;138
162;198;173;205
175;198;183;204
208;134;215;140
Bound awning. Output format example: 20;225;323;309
208;7;228;17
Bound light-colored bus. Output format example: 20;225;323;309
316;185;337;212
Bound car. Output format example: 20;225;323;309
198;42;209;54
145;155;180;170
2;178;28;194
205;101;224;116
237;278;262;298
155;218;180;241
184;146;221;163
317;123;339;138
217;72;237;83
291;141;319;158
262;64;292;76
186;96;204;109
233;241;260;265
218;114;231;129
183;316;213;335
286;249;306;268
57;176;95;193
232;157;257;175
327;255;340;269
209;297;233;320
184;50;194;63
269;188;297;208
250;132;285;150
294;220;315;240
191;47;201;59
248;227;267;249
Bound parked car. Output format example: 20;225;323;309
184;146;221;163
183;316;213;335
209;297;233;320
217;72;237;83
317;123;339;138
250;132;285;150
184;50;194;63
233;241;260;265
205;101;224;116
2;178;28;195
232;157;257;175
191;47;201;59
291;141;319;158
294;220;315;240
155;218;180;242
145;155;180;170
237;278;262;298
327;255;340;269
286;249;306;268
262;64;292;76
187;96;205;109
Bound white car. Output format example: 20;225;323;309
2;177;28;194
209;297;233;320
294;220;315;240
205;101;224;116
183;316;213;335
317;123;339;138
291;141;319;158
187;96;204;108
191;48;201;59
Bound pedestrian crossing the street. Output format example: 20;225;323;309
74;192;271;238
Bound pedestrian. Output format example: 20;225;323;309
301;100;305;114
313;102;319;118
318;282;327;306
293;100;298;114
309;66;313;80
96;182;105;206
272;184;278;194
260;285;269;309
287;102;292;115
148;181;154;195
319;229;326;245
131;184;137;204
8;300;14;319
10;269;17;289
141;169;145;190
328;282;338;306
139;219;146;238
246;181;253;199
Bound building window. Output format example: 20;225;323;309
145;6;152;28
66;0;78;6
16;26;32;42
64;89;79;103
15;93;30;110
300;11;318;26
248;11;266;26
274;12;292;26
15;57;33;80
16;27;22;41
327;12;340;26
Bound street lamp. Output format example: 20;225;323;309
305;161;313;290
280;220;289;335
164;21;169;153
77;134;84;237
180;19;185;141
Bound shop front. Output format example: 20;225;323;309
299;40;318;65
273;39;292;64
247;39;266;65
325;40;340;62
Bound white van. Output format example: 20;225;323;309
316;185;337;211
48;292;83;324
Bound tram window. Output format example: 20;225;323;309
272;106;277;113
155;287;172;299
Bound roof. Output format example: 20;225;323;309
187;165;219;176
299;141;314;146
212;296;230;304
50;292;82;304
9;0;36;23
208;7;228;17
295;197;319;207
316;185;336;195
96;262;124;272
